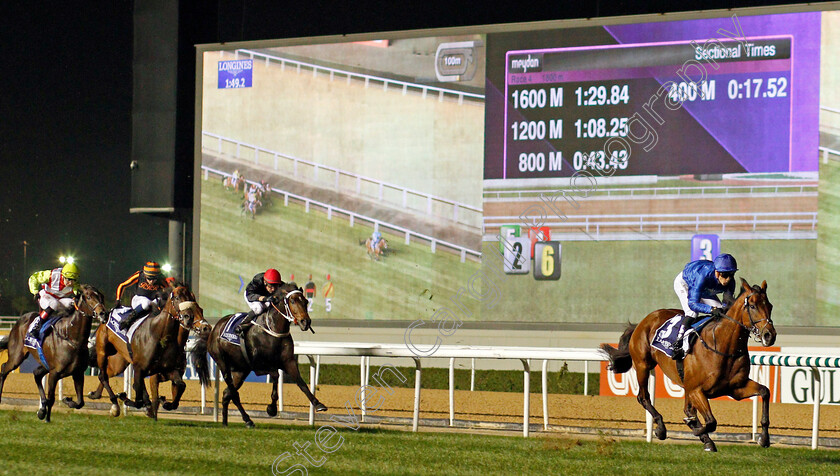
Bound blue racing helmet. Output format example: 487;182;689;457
713;253;738;273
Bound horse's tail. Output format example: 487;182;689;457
189;332;212;388
0;334;8;352
599;323;637;374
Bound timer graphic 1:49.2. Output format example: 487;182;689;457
225;77;249;88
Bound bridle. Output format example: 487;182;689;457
263;289;307;337
74;290;106;320
162;289;198;330
722;290;773;344
698;289;773;357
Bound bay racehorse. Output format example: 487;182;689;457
92;282;207;419
364;237;388;260
600;278;776;451
196;282;327;427
0;284;107;421
87;303;211;417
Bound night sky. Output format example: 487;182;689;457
0;1;806;314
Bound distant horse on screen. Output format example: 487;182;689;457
364;237;388;261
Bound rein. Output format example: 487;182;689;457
695;291;771;358
261;289;305;337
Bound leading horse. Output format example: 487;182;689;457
92;283;206;419
600;278;776;451
0;284;107;421
196;282;327;427
364;237;388;261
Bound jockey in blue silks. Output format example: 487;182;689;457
671;253;738;360
371;231;382;249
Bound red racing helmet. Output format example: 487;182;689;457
264;268;282;285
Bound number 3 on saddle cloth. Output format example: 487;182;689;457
651;314;714;358
23;315;64;370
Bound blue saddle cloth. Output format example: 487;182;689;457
24;315;63;370
220;312;249;346
105;307;138;344
651;314;713;358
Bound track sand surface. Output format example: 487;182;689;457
1;373;837;441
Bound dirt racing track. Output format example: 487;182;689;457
0;372;838;447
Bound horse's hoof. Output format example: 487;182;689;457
266;404;278;417
655;426;667;441
37;408;46;420
162;401;176;411
314;402;328;412
117;392;127;401
62;397;77;409
758;434;770;448
245;420;255;429
87;392;101;400
109;404;121;417
704;442;718;452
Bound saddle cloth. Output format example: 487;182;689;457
105;306;150;345
24;315;63;369
220;312;249;346
651;314;713;358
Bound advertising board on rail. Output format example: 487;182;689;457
195;6;840;328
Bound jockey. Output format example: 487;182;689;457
116;261;170;330
671;253;738;360
237;268;284;337
371;231;382;249
27;263;80;338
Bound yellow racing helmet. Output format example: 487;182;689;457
62;262;79;280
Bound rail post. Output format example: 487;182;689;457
522;359;531;437
412;358;421;432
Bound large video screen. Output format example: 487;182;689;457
197;8;840;326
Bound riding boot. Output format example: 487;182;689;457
119;308;141;330
236;311;257;338
28;309;50;339
672;315;695;360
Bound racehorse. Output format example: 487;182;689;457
364;237;388;261
222;171;244;192
241;196;260;219
87;303;211;417
600;278;776;452
92;283;206;419
196;282;327;427
0;285;107;421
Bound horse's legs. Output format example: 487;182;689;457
147;374;160;420
33;365;49;420
266;371;279;417
97;349;121;413
90;355;126;400
687;389;718;452
283;356;327;412
127;368;148;409
43;371;59;423
224;370;254;428
162;371;186;411
731;380;771;448
633;360;666;440
62;368;85;409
